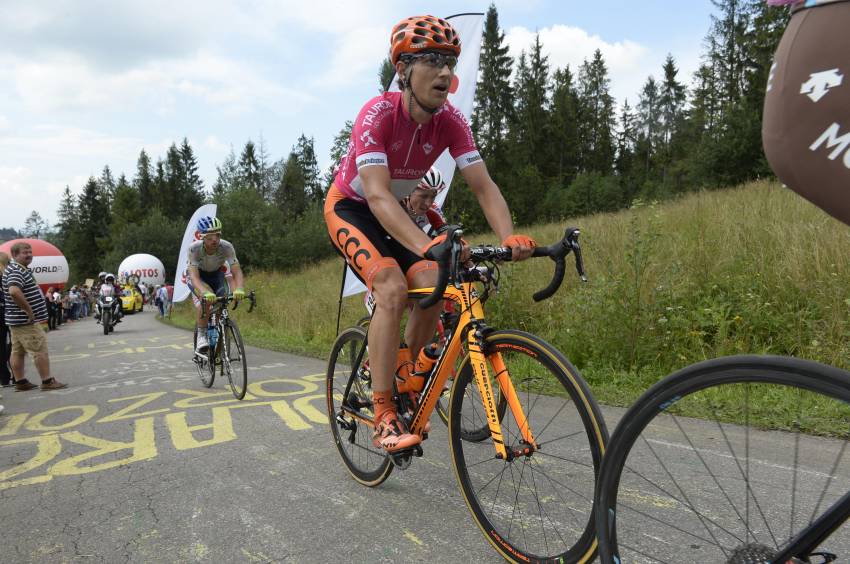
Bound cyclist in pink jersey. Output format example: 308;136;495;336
324;15;536;453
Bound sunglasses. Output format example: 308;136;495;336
405;52;458;71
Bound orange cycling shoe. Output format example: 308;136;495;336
373;410;422;452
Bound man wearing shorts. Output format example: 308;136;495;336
2;242;67;392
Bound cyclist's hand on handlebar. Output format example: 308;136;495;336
233;288;245;302
502;234;536;262
422;233;470;262
202;291;216;302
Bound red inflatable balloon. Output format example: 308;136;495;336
0;238;70;293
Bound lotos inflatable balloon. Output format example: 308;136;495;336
117;254;166;287
0;238;69;293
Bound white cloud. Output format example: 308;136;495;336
504;24;700;108
5;51;315;117
0;115;8;130
204;135;230;153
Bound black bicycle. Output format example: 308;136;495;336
193;291;256;400
594;355;850;563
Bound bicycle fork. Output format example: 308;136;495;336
467;330;538;461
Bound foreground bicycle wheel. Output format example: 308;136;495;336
437;361;508;442
222;319;248;400
326;326;393;487
449;330;607;563
595;355;850;563
194;329;215;388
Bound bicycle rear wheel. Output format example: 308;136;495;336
326;326;392;487
222;319;248;400
449;330;607;563
595;355;850;563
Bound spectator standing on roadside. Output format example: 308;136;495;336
79;286;89;318
45;286;58;330
0;252;13;389
69;286;80;320
62;292;71;322
53;288;63;325
139;282;147;305
2;242;67;391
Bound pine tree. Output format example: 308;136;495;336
471;4;514;158
550;66;580;184
275;152;308;219
75;177;111;278
22;211;49;239
324;120;353;189
111;173;142;231
134;149;154;210
511;35;551;174
179;138;206;209
99;165;116;212
379;57;395;92
213;147;240;198
637;75;662;175
239;140;262;195
576;50;616;174
294;134;321;201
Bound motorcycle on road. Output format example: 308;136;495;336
96;295;120;335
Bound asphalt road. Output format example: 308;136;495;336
3;309;849;563
0;309;506;563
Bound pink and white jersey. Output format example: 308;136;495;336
333;91;482;202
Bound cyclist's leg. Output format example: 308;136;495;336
403;262;441;363
324;184;420;450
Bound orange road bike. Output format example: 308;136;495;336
193;291;256;400
326;227;609;563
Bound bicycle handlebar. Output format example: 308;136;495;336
418;226;587;308
203;290;257;313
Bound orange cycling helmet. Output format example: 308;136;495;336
390;15;461;64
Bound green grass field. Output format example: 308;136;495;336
164;180;850;430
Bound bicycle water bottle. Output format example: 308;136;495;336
414;343;440;377
394;344;419;393
207;313;217;350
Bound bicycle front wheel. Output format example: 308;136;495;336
326;326;392;487
449;330;607;563
595;355;850;563
222;319;248;400
194;329;215;388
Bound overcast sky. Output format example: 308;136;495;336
0;0;716;229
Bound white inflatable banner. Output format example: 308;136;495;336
172;204;217;303
342;12;485;298
119;254;166;287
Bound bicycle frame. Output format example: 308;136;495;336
340;279;535;461
774;489;850;562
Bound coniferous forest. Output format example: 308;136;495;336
3;1;788;284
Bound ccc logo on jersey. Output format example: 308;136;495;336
335;228;371;268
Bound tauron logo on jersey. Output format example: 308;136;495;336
800;69;843;102
361;100;393;127
360;129;377;147
422;142;433;155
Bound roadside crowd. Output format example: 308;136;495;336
0;242;174;416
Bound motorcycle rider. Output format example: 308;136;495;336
97;274;123;325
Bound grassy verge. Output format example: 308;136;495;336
162;180;850;432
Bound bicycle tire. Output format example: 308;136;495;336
595;355;850;563
194;329;215;388
326;326;393;487
449;330;607;563
222;319;248;400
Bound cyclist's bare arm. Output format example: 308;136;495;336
361;165;432;255
187;265;207;296
462;162;533;261
229;263;244;290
